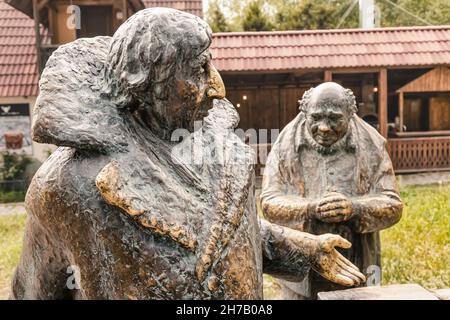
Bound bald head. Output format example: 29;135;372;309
300;82;357;147
300;82;357;116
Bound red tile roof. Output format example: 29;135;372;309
143;0;203;17
210;26;450;73
0;1;40;97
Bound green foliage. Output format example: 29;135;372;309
0;191;26;204
242;1;274;31
0;152;33;202
205;0;449;33
274;0;359;30
271;0;449;29
377;0;450;27
0;152;32;182
207;0;231;32
204;0;250;32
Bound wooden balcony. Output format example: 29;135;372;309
387;136;450;173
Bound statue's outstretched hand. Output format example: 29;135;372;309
311;234;366;286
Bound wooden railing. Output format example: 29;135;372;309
387;136;450;173
252;137;450;175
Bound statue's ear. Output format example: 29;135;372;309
298;87;314;113
297;99;304;113
32;37;128;153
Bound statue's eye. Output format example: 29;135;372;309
200;62;208;74
329;114;343;121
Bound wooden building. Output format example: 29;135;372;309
210;27;450;173
5;0;146;72
390;67;450;172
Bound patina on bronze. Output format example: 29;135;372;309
261;82;403;299
11;9;364;300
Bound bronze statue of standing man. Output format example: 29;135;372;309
260;82;403;299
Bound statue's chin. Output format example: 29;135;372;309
314;138;337;148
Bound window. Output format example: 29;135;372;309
76;6;113;38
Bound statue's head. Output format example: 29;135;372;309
299;82;357;147
31;8;229;152
105;8;225;139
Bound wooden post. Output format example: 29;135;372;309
378;68;388;138
33;0;43;74
399;91;404;132
122;0;128;18
324;70;332;82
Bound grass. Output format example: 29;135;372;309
0;183;449;299
381;182;450;289
0;213;26;299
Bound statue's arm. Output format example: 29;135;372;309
11;216;72;300
351;149;403;233
260;219;366;286
260;146;311;231
260;219;313;282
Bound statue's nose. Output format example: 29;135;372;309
318;123;331;133
207;63;226;99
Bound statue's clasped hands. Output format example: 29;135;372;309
314;192;354;223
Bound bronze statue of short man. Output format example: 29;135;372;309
11;9;364;300
261;82;403;299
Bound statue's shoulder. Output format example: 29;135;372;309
270;113;303;156
38;36;111;100
32;37;128;153
26;147;110;223
352;116;387;151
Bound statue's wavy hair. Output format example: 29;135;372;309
101;8;212;109
298;85;358;115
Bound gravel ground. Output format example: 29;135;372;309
0;203;26;216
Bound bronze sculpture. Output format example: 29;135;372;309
260;82;403;299
11;9;365;300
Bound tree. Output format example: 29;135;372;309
206;0;231;32
205;0;254;32
206;0;450;32
375;0;450;27
242;1;274;31
272;0;449;30
273;0;359;30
